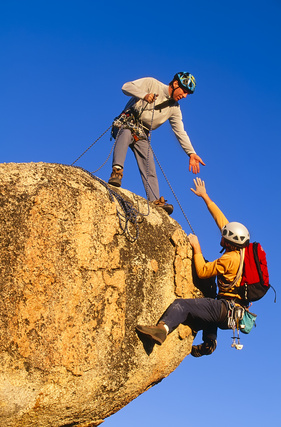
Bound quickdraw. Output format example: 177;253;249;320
227;301;245;350
226;301;257;350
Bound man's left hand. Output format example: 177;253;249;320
189;154;206;174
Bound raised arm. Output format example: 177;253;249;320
190;177;212;205
190;178;229;230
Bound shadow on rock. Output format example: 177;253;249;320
135;328;157;355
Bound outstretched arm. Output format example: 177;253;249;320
188;179;210;254
189;154;206;174
190;177;212;205
190;177;229;230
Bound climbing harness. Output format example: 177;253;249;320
111;109;150;141
111;101;151;142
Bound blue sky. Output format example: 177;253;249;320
1;1;281;426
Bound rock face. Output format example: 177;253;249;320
0;163;200;427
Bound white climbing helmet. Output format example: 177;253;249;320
221;222;250;248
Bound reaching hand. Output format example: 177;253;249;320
189;154;206;174
190;177;207;197
190;177;213;205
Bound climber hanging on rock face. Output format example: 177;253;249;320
136;178;251;357
108;73;205;215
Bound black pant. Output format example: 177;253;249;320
160;298;228;342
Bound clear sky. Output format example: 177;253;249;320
1;1;281;426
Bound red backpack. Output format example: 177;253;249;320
239;242;275;303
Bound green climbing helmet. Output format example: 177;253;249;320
174;72;196;94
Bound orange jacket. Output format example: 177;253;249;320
193;201;242;300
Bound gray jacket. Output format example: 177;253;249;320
121;77;196;155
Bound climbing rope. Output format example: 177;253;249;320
69;112;151;242
145;97;158;201
70;96;196;235
71;124;112;167
72;165;144;242
91;138;116;174
141;96;196;234
148;143;196;235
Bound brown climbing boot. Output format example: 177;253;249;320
136;323;167;345
153;196;174;215
108;167;123;187
191;339;217;357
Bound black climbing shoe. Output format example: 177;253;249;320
108;167;123;187
153;196;174;215
136;323;167;345
191;339;217;357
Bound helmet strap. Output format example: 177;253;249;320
170;80;179;99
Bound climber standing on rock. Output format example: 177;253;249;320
108;73;205;215
136;177;251;357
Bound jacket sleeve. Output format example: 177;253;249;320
206;201;229;231
122;78;153;100
168;107;196;155
193;252;240;282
